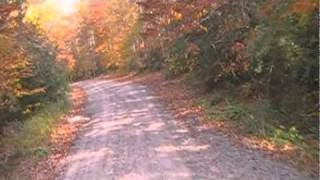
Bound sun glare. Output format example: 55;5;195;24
57;0;78;15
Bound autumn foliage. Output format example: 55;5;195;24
112;1;318;166
0;0;318;176
0;1;68;125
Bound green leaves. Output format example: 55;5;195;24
0;2;69;125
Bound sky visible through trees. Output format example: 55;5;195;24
0;0;318;178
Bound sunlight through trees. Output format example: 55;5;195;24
0;0;318;178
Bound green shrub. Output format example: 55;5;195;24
0;24;69;125
0;99;69;178
247;0;318;135
198;95;305;144
148;0;318;140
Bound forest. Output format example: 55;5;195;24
0;0;319;179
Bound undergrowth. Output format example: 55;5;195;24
196;91;317;157
0;99;70;179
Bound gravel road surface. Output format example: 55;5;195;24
56;79;313;180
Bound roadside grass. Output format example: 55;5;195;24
127;72;317;176
198;96;301;143
0;99;70;179
196;91;318;173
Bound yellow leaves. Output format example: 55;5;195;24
25;4;47;24
173;11;183;20
26;0;80;22
198;24;208;32
24;0;82;71
0;33;32;96
16;87;46;98
86;0;139;68
25;0;79;33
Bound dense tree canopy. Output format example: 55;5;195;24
0;0;68;125
0;0;318;170
130;0;318;137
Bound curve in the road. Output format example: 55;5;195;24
57;79;313;180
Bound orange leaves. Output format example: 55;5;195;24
136;0;220;42
0;34;31;95
172;10;183;20
85;0;139;68
25;0;81;70
0;3;18;18
260;0;317;18
95;43;108;53
289;0;317;15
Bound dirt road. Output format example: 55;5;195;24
56;79;313;180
